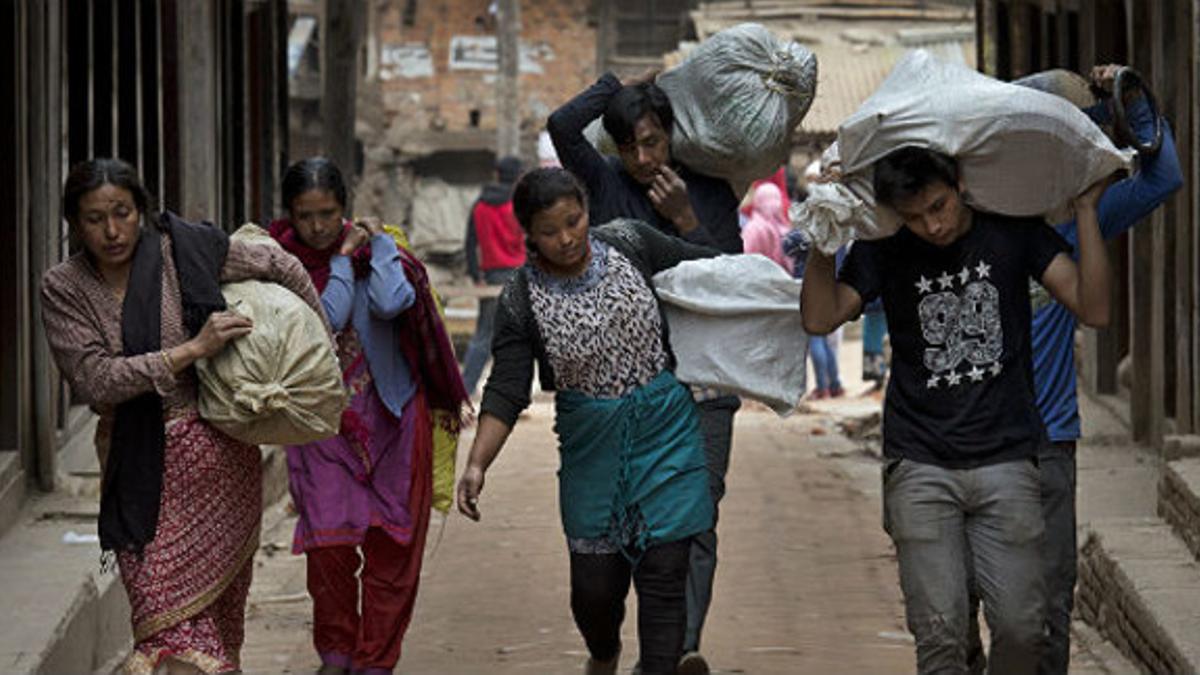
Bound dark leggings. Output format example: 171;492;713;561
569;538;692;675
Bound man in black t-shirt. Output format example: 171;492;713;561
801;147;1112;674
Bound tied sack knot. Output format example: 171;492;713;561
233;381;291;414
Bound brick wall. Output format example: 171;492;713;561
375;0;598;138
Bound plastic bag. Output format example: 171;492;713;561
653;254;808;415
658;23;817;191
790;143;886;255
196;224;347;445
795;49;1133;254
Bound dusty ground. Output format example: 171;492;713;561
238;337;1134;674
240;399;918;674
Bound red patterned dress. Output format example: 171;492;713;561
40;232;325;674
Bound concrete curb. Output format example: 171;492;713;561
1077;518;1200;674
0;452;27;539
34;570;130;675
1163;435;1200;462
1159;458;1200;562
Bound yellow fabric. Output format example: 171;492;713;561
382;224;458;513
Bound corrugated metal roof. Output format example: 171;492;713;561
801;40;975;135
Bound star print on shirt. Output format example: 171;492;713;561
946;370;963;386
976;261;991;279
990;362;1003;376
915;275;933;294
927;375;941;389
937;272;955;289
958;267;971;284
968;366;985;382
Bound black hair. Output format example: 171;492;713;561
63;158;154;224
281;157;349;213
511;167;588;231
495;155;523;185
872;146;960;207
602;81;675;146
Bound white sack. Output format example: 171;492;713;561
196;224;348;445
410;177;479;257
653;254;808;415
657;23;818;192
796;49;1133;254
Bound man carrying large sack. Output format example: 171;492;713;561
960;63;1183;675
548;72;741;675
802;146;1114;674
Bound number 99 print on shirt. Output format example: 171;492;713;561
918;261;1003;390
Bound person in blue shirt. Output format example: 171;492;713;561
783;229;847;399
965;64;1183;675
1033;65;1182;675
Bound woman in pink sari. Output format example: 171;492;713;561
41;158;325;674
740;182;794;274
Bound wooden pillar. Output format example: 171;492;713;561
1192;0;1200;429
1130;0;1166;446
1167;0;1195;433
1081;0;1122;395
321;0;363;204
274;0;290;190
496;0;521;158
27;0;63;490
175;0;218;222
978;0;1000;75
1039;8;1053;70
1055;0;1071;68
1079;0;1096;69
1009;2;1030;76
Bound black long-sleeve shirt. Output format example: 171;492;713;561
547;73;744;254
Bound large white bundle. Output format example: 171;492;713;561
653;254;808;416
657;23;818;191
794;49;1133;254
196;225;347;445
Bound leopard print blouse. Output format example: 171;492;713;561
527;239;667;399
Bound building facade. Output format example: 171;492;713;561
1;0;291;532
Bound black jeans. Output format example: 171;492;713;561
966;445;1074;675
686;395;740;652
569;538;692;674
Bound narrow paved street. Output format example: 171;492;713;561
236;335;1132;675
241;397;917;674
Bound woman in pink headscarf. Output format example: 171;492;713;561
740;182;794;274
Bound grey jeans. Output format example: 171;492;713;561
966;442;1076;675
884;457;1047;674
683;395;739;653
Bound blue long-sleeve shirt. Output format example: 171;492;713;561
1032;96;1183;442
323;233;418;418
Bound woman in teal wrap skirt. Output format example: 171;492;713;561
456;167;717;675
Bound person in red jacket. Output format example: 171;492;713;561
461;156;525;394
